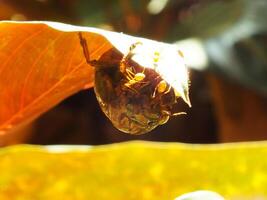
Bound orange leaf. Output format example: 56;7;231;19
0;21;114;133
0;21;190;134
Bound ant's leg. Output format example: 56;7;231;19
120;41;143;73
159;110;186;125
78;32;92;65
124;83;139;93
126;68;135;79
152;84;158;98
164;84;172;94
125;41;143;61
172;112;186;116
151;76;163;98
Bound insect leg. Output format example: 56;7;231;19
152;85;158;98
172;112;187;116
159;110;170;125
127;41;143;60
126;68;135;79
159;111;186;125
164;84;172;94
124;83;139;93
78;32;93;65
152;81;160;98
120;41;143;73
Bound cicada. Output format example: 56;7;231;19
79;32;191;135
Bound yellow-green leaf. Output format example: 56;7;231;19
0;141;266;199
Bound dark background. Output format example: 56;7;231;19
1;0;267;145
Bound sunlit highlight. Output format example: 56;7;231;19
147;0;169;14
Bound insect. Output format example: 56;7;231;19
119;42;147;89
78;32;189;135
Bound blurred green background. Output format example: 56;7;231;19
1;0;267;146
